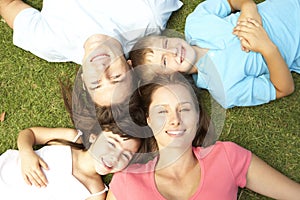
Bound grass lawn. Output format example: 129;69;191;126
0;0;299;199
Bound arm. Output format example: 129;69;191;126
17;127;79;187
106;190;117;200
0;0;31;28
233;18;294;98
228;0;262;52
246;154;300;199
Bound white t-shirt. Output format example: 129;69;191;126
13;0;183;64
0;145;95;200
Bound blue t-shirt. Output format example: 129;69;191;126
185;0;300;108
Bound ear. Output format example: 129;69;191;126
81;73;86;90
127;59;132;67
89;134;97;143
146;117;151;126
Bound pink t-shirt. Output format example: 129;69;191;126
109;141;252;200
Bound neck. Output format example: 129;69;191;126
72;149;97;177
188;46;209;74
156;146;198;177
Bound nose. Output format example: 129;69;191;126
106;151;121;167
169;111;181;126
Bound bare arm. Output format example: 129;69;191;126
17;127;79;187
0;0;31;28
246;154;300;199
228;0;258;14
228;0;262;52
106;190;117;200
233;18;294;98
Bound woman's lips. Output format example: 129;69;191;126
165;130;186;137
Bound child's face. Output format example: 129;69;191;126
82;34;133;106
88;131;141;175
144;37;196;74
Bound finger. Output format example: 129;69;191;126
30;171;46;187
26;173;42;187
39;159;49;170
239;37;251;50
247;18;260;27
35;168;48;185
234;23;256;32
22;174;32;186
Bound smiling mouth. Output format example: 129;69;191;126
180;47;185;63
166;130;186;137
90;53;110;62
101;158;113;170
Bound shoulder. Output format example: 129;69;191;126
194;141;251;159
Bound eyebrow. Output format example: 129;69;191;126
89;77;124;90
107;136;135;154
152;102;193;108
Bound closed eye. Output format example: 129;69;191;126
163;38;168;49
158;110;168;114
110;74;121;80
108;141;116;148
162;56;167;68
121;152;131;160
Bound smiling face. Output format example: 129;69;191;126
143;36;196;74
82;34;133;106
88;131;141;175
147;84;199;149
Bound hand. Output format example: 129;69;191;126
236;2;262;52
232;18;273;54
20;150;49;187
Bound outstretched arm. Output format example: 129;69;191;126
246;154;300;199
233;18;294;98
0;0;31;28
17;127;79;187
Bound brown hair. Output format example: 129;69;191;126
59;67;148;154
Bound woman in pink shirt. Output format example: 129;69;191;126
108;73;300;200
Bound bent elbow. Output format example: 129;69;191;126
276;84;295;99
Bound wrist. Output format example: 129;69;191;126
240;1;257;11
261;43;278;58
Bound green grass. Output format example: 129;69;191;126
0;0;299;199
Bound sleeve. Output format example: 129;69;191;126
185;0;235;50
223;74;277;108
146;0;183;29
222;142;252;188
109;172;127;200
13;8;69;62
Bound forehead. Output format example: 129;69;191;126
151;84;195;105
102;131;141;151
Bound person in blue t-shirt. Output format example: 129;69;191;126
129;0;299;108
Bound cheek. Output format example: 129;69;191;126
148;115;167;134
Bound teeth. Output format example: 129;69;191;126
167;131;184;135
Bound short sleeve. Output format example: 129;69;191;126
146;0;183;29
185;0;234;50
224;74;277;108
109;172;127;200
13;8;69;62
222;142;252;188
